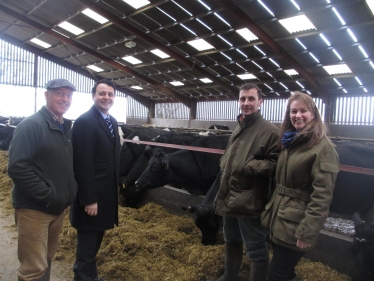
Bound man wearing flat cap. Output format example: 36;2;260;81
8;78;78;281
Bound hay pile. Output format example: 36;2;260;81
0;151;350;281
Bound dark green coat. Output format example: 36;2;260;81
262;134;339;251
214;112;280;219
8;106;77;215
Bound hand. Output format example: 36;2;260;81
296;239;311;249
84;203;98;216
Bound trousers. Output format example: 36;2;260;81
15;208;64;281
223;216;268;262
268;242;306;281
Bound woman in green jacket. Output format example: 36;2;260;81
261;92;339;281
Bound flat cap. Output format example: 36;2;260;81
45;78;76;91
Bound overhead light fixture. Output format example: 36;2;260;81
125;41;136;48
122;56;142;64
284;69;298;76
187;39;214;51
131;86;143;90
30;38;51;48
323;64;352;75
87;65;104;72
200;78;213;83
170;81;184;86
279;15;316;33
123;0;150;9
151;49;169;58
82;8;108;24
237;74;257;80
236;28;258;42
58;21;84;35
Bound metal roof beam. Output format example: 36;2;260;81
0;3;189;107
76;0;239;99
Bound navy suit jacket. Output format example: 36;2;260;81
70;105;120;231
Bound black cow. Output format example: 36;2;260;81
0;125;15;151
330;139;374;216
208;124;230;130
135;134;228;195
182;171;222;245
351;212;374;281
120;132;206;207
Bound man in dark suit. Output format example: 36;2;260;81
70;79;120;281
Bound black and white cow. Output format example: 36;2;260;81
351;212;374;281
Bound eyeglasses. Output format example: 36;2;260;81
49;90;73;99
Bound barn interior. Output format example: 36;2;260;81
1;0;374;279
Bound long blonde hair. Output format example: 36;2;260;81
278;91;329;149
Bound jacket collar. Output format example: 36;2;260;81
237;111;262;129
39;106;72;130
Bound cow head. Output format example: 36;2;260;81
135;148;169;191
182;204;222;246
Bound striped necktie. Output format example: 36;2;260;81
105;117;114;137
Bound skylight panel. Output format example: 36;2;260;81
214;13;231;27
237;73;257;80
295;38;307;49
332;7;345;25
200;78;213;83
347;28;357;42
170;81;184;86
367;0;374;15
269;58;280;68
370;61;374;70
333;78;341;86
290;0;300;11
359;45;369;58
254;46;266;56
236;49;248;58
123;0;150;9
343;88;348;94
151;49;170;59
355;77;363;85
30;38;51;48
309;52;320;63
156;7;176;21
285;69;298;76
197;19;212;31
279;82;288;89
187;39;214;51
332;49;342;61
236;28;258;42
307;90;312;95
319;34;331;46
323;64;352;75
87;65;103;72
131;86;143;90
58;21;84;35
197;0;211;11
122;56;142;64
180;23;196;36
82;8;108;24
363;87;368;92
279;15;316;33
258;0;275;17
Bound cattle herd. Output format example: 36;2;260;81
1;119;374;278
